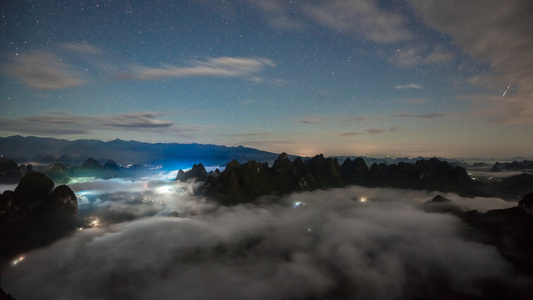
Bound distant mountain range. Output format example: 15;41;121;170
490;160;533;172
0;135;285;167
0;136;473;169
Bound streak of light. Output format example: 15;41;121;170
502;83;511;97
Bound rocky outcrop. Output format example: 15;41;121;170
519;193;533;214
102;159;124;178
483;173;533;200
462;206;533;276
45;185;78;225
490;160;533;172
202;159;272;205
14;172;55;207
422;195;466;215
176;163;212;182
1;172;78;259
71;158;124;179
0;275;15;300
198;153;481;205
45;162;71;182
0;157;33;184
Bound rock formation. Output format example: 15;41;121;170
0;157;33;184
519;193;533;214
1;172;78;259
176;163;211;182
490;160;533;172
461;205;533;276
422;195;466;215
197;153;481;204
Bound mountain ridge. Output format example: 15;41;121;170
176;153;485;205
0;135;286;166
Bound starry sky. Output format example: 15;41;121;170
1;0;532;159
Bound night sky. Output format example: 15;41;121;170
1;0;532;158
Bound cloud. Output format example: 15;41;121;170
225;131;273;138
394;113;444;119
396;98;430;104
24;111;174;129
340;115;383;124
100;112;174;128
409;0;533;124
0;119;91;135
297;115;328;125
115;57;275;81
395;84;422;90
3;184;527;299
0;111;207;137
60;43;103;55
365;127;397;134
389;46;454;67
341;127;397;137
303;0;413;43
209;0;411;44
244;0;305;30
340;131;364;137
1;52;84;90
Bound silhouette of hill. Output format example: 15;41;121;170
1;172;79;261
0;135;285;166
490;160;533;172
175;153;484;205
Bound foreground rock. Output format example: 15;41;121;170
0;158;33;184
462;198;533;276
422;195;466;215
0;172;78;262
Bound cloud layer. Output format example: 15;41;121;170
2;183;527;299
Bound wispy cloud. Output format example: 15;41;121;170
410;0;533;124
1;52;84;90
339;132;364;137
340;115;384;124
393;113;444;119
244;0;305;30
340;127;398;136
60;42;103;55
225;131;273;138
228;0;412;44
365;127;398;134
389;46;454;67
395;84;422;90
303;0;413;43
115;57;275;81
396;98;430;104
100;112;175;128
297;115;328;125
0;111;208;137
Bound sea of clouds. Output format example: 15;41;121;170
2;175;531;299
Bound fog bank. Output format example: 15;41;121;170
3;184;530;299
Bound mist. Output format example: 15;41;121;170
2;178;530;299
